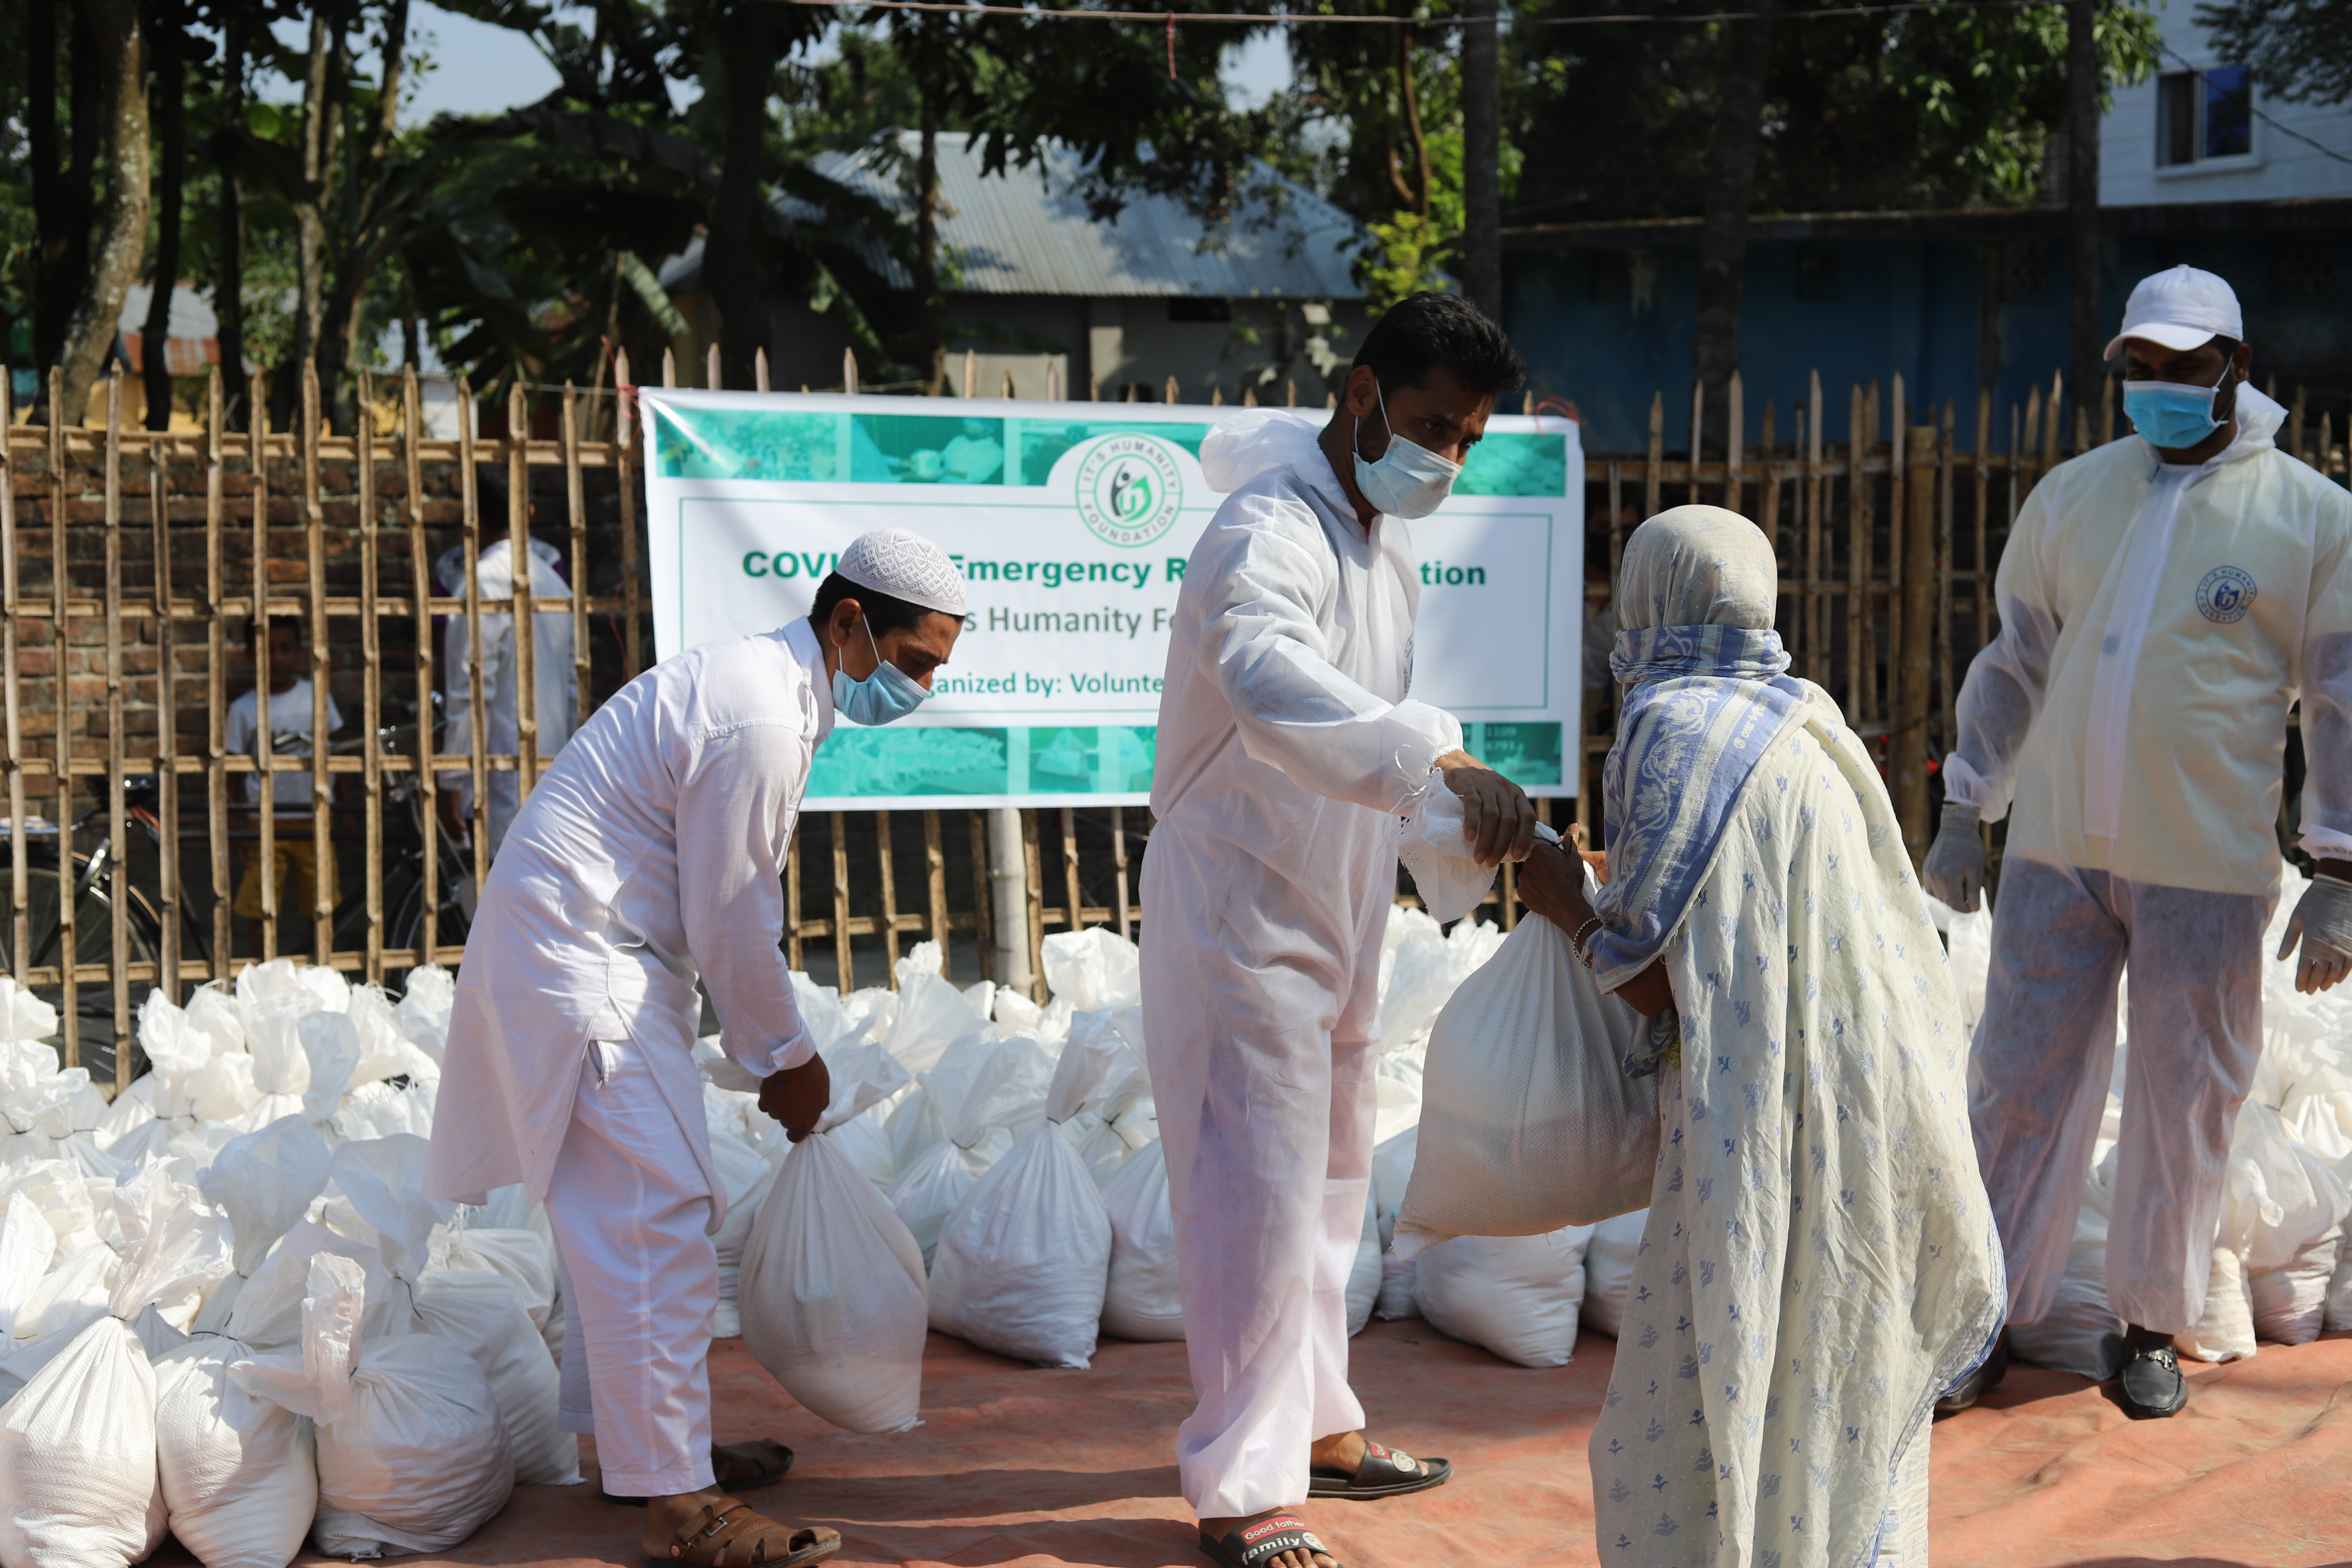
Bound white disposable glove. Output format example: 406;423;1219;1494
1923;802;1984;913
2277;874;2352;995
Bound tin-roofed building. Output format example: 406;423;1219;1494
657;131;1376;401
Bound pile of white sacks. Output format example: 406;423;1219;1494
14;887;2346;1564
0;960;569;1568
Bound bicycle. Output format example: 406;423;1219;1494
326;707;478;979
0;775;205;1083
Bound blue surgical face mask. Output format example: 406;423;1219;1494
2124;372;2234;451
1352;381;1463;520
830;621;931;726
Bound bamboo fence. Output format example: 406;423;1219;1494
8;349;2345;1092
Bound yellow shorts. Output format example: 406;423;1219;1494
232;835;340;921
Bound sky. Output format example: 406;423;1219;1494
371;1;1293;124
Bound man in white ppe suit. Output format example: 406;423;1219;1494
425;529;966;1567
1144;292;1538;1568
436;534;580;858
1926;266;2352;1420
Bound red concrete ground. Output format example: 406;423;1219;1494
152;1325;2352;1568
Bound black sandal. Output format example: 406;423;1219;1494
604;1440;797;1507
1199;1514;1343;1568
1307;1439;1451;1501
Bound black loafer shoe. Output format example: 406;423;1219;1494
2117;1339;2188;1419
1935;1330;2010;1417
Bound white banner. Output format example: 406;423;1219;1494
642;391;1583;809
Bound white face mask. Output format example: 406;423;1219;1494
1352;381;1464;520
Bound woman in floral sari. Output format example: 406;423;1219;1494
1518;505;2002;1568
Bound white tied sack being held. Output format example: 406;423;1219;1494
0;1161;234;1568
738;1040;929;1434
1923;267;2352;1416
1395;843;1652;1254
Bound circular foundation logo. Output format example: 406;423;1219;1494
1076;435;1184;548
2196;565;2256;624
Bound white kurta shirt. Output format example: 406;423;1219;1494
425;620;831;1226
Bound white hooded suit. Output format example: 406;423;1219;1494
1141;410;1462;1519
438;537;581;858
1948;387;2352;1335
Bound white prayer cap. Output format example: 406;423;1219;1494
2105;265;2244;360
835;528;967;618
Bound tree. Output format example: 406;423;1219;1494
2198;0;2352;103
1692;1;1778;449
1272;3;1509;307
1460;0;1502;320
139;0;190;431
784;3;1263;389
56;0;150;425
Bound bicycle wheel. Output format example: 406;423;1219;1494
0;848;162;1083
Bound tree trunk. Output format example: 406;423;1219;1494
1396;29;1431;218
1690;1;1777;457
34;0;102;381
216;17;248;430
319;0;410;431
28;0;64;371
702;0;779;394
141;0;186;432
2067;0;2102;421
913;20;946;394
56;0;150;426
1459;0;1502;323
288;8;335;427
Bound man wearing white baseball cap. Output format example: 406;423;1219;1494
1925;265;2352;1418
429;528;967;1566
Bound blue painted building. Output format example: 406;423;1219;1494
1502;198;2352;456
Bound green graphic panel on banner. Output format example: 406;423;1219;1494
850;415;1008;484
807;727;1013;798
1455;432;1568;498
1015;725;1158;795
652;407;841;481
1462;722;1563;787
805;724;1161;799
1014;421;1211;485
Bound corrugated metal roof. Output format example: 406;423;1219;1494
802;133;1367;300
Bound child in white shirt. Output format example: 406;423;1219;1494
225;616;341;954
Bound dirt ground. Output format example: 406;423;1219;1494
156;1323;2352;1568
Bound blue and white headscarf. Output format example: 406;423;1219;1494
1588;507;1807;1066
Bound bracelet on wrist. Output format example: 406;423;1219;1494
1571;915;1605;968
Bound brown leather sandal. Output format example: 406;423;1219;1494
662;1500;840;1566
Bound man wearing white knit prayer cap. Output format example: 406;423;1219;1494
427;528;965;1568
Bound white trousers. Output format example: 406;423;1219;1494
1970;860;2272;1335
544;1037;720;1498
1140;845;1383;1519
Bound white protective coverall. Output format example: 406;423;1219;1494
1141;409;1462;1519
438;537;580;857
1947;386;2352;1334
424;620;828;1496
